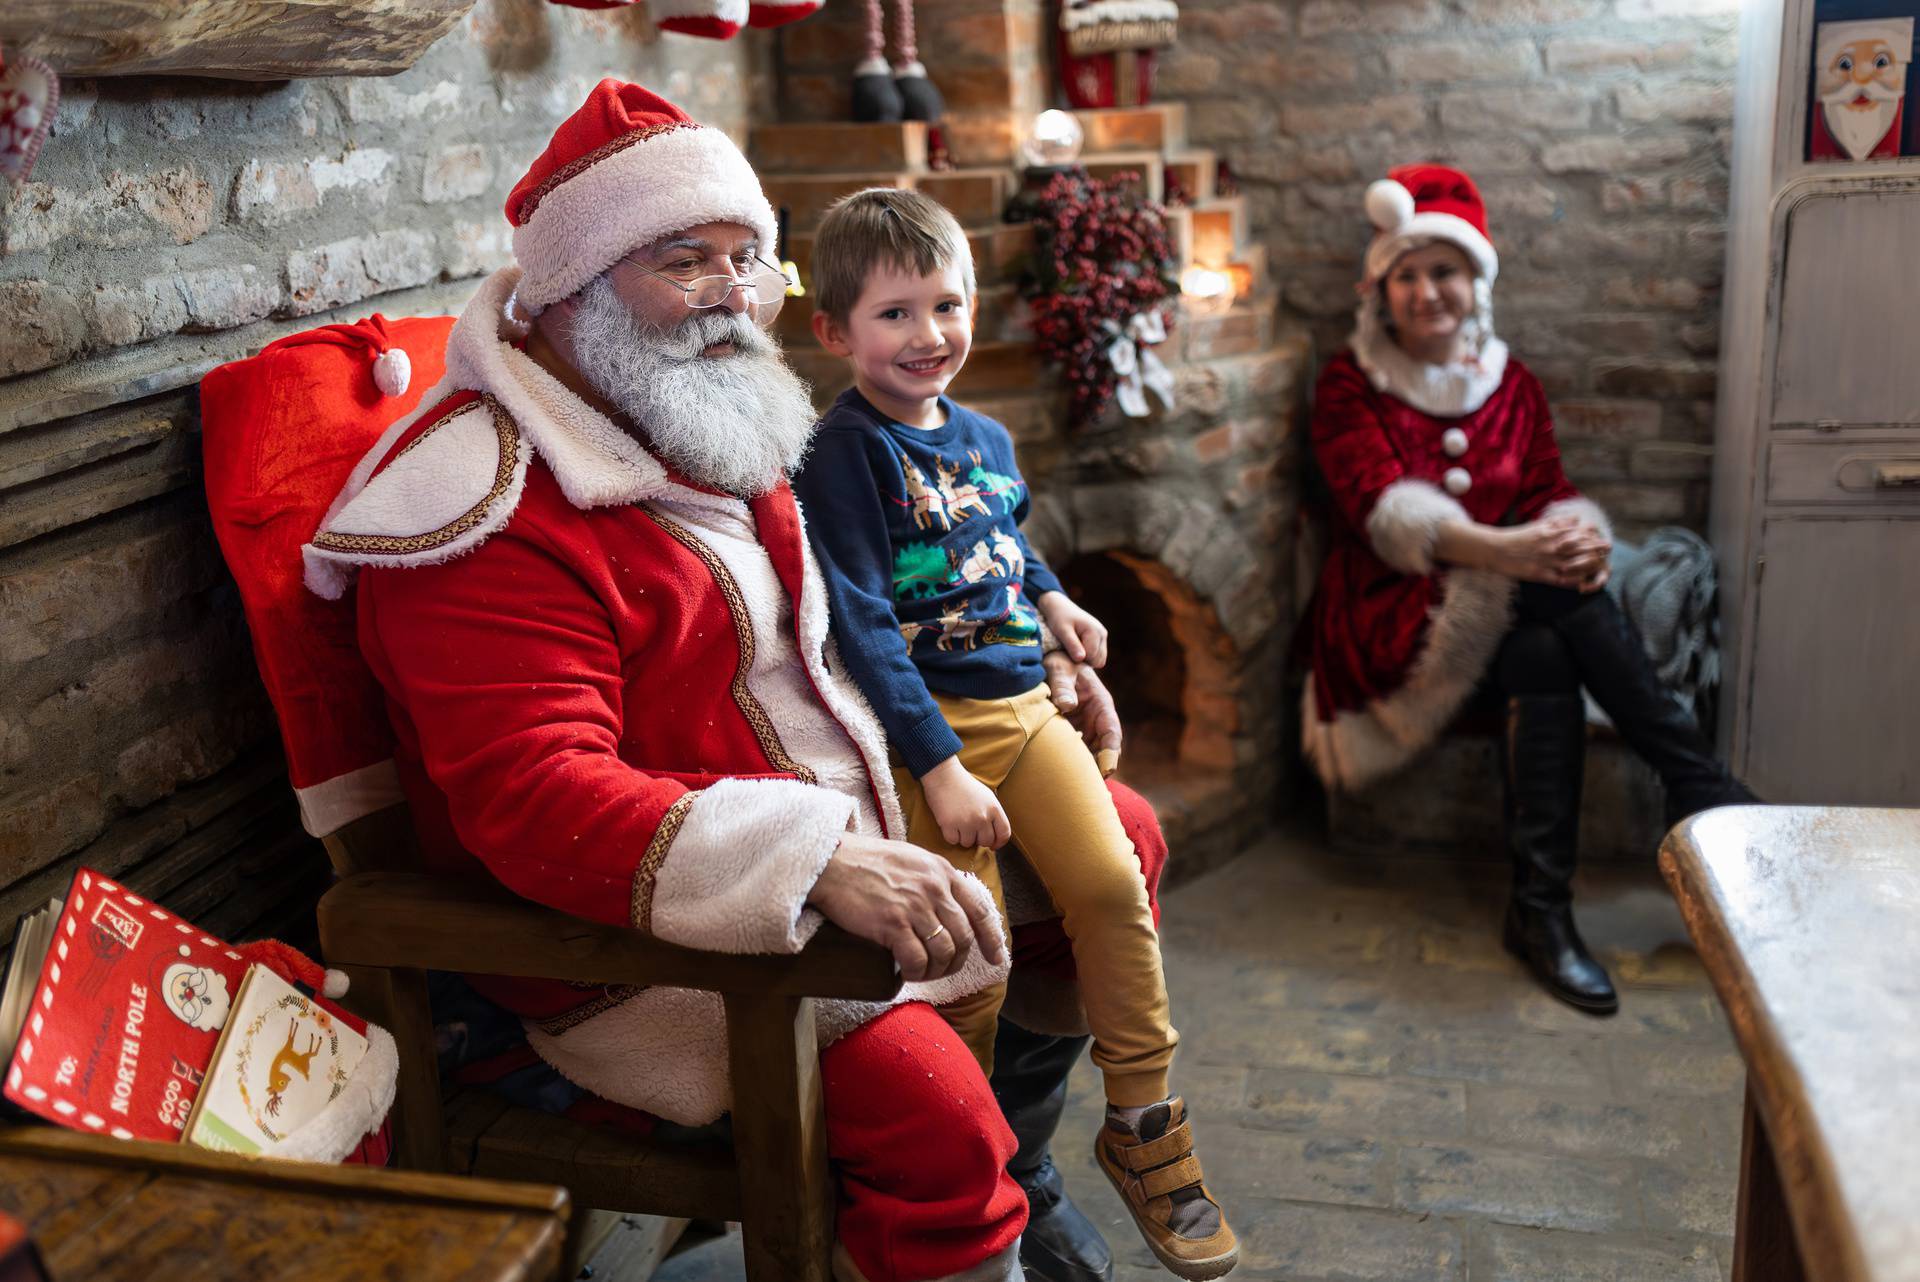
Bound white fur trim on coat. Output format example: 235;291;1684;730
259;1023;398;1164
1541;495;1612;543
527;874;1010;1126
294;759;405;838
649;777;852;953
513;126;778;309
1365;479;1469;577
1364;210;1498;288
1300;567;1516;792
1351;293;1509;419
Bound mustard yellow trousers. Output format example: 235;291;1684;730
893;683;1177;1107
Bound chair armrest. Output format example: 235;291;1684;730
318;871;901;1002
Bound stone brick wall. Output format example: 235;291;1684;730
1160;0;1738;537
0;1;770;949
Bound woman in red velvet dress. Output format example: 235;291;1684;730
1299;165;1753;1014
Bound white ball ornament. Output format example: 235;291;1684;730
371;347;411;398
1442;428;1469;458
1444;467;1472;496
16;104;40;131
1364;179;1415;231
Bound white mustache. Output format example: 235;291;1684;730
1823;78;1905;104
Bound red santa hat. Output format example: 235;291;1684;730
507;79;778;310
1360;163;1499;289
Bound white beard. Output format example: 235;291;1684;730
568;277;819;498
1822;86;1902;159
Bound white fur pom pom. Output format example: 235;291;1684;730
322;969;351;1000
1365;179;1415;231
371;348;411;398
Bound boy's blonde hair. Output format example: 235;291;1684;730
811;187;977;322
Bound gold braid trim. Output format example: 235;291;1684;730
537;985;644;1036
643;509;818;785
309;396;519;558
630;791;694;930
515;120;702;222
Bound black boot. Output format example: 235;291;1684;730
1550;591;1758;826
1503;693;1619;1015
990;1018;1113;1282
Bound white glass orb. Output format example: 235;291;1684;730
1022;109;1085;168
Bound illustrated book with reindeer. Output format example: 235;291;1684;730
181;963;366;1154
2;868;252;1141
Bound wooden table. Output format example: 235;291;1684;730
0;1125;569;1281
1660;806;1920;1282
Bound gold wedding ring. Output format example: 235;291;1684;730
918;923;948;943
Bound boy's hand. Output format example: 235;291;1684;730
921;756;1012;850
1038;591;1108;669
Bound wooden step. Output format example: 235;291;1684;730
914;167;1018;225
1077;104;1187;156
1188;196;1250;267
763;172;913;233
1174;291;1280;363
750;122;928;175
1164;149;1219;205
1081;151;1165;203
783;222;1033;290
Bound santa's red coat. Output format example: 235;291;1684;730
1300;344;1606;792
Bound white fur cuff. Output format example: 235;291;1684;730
1366;479;1469;576
648;777;853;954
1541;495;1612;543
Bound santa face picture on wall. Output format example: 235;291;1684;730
1813;18;1914;161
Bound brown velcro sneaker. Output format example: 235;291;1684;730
1095;1097;1238;1279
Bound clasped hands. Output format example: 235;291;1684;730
1495;514;1612;592
807;591;1116;983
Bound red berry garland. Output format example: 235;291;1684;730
1019;167;1179;426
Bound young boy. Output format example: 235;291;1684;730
790;187;1238;1281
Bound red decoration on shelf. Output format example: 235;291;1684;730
1019;166;1178;425
0;44;59;186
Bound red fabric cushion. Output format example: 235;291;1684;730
199;314;453;798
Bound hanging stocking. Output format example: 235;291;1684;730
0;44;59;187
648;0;748;38
748;0;821;27
851;0;903;121
890;0;943;123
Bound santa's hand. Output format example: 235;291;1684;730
808;832;999;982
921;756;1013;851
1046;658;1124;776
1038;591;1109;669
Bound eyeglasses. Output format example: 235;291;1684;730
619;251;790;309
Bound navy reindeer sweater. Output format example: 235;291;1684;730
790;389;1064;776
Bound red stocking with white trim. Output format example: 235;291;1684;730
648;0;748;38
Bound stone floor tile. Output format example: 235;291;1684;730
1059;1119;1396;1211
1229;1200;1467;1281
1396;1144;1636;1232
1242;1069;1469;1141
1395;1025;1615;1091
1511;984;1727;1039
1633;1152;1741;1236
1463;1084;1722;1162
1179;1003;1405;1076
1476;1223;1724;1282
1606;1037;1748;1098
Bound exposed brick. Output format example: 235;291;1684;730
1617;0;1740;16
1281;96;1428;138
0;280;87;378
2;167;215;254
230;158;321;227
423;143;495;204
1617;81;1733;125
1594;358;1718;399
1300;0;1444;38
1440;89;1589;132
1541;134;1695;172
1243;45;1367;90
1545;36;1693;73
1552;399;1663;440
1601;274;1707;310
444;219;514;280
85;277;190;348
1385;40;1538;84
1630;441;1714;480
1602;176;1667;212
0;523;224;667
286;229;437;316
1583;480;1692;522
1179;3;1291;41
1456;0;1602;23
0;776;106;884
1669;175;1722;211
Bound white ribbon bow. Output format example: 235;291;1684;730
1103;309;1176;418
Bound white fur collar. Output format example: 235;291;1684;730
1350;296;1509;419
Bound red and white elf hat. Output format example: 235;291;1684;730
1361;163;1499;289
506;79;778;309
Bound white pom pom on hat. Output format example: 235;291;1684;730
371;348;411;398
323;969;351;1000
1365;179;1416;231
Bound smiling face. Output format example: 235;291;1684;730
813;257;974;428
1383;241;1477;356
1816;21;1912;159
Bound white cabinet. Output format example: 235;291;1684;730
1713;2;1920;804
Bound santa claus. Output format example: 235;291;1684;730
1812;18;1913;162
298;80;1146;1282
1298;164;1753;1018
